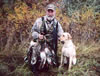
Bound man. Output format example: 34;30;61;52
31;4;64;66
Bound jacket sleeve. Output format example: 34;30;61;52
31;18;42;39
57;22;64;37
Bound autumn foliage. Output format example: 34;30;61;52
0;0;70;52
0;0;100;52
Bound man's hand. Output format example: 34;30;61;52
39;34;44;40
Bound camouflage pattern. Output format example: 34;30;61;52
31;15;64;40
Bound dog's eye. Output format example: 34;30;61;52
63;35;65;37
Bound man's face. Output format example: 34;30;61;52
46;9;55;17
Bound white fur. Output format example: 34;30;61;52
59;32;77;70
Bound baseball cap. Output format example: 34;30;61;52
46;4;56;11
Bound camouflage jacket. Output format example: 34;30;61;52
31;15;64;40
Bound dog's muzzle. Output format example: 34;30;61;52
61;41;65;44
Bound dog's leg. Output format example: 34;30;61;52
64;57;67;64
72;56;76;65
59;53;64;68
68;57;72;71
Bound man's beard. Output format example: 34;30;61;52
46;15;55;21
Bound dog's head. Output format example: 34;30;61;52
60;32;72;44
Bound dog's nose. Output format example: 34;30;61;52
61;41;65;44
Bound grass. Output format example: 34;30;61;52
0;41;100;76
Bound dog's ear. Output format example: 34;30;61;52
68;33;72;39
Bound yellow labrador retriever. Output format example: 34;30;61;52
59;32;76;70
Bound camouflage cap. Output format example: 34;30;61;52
46;4;56;11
